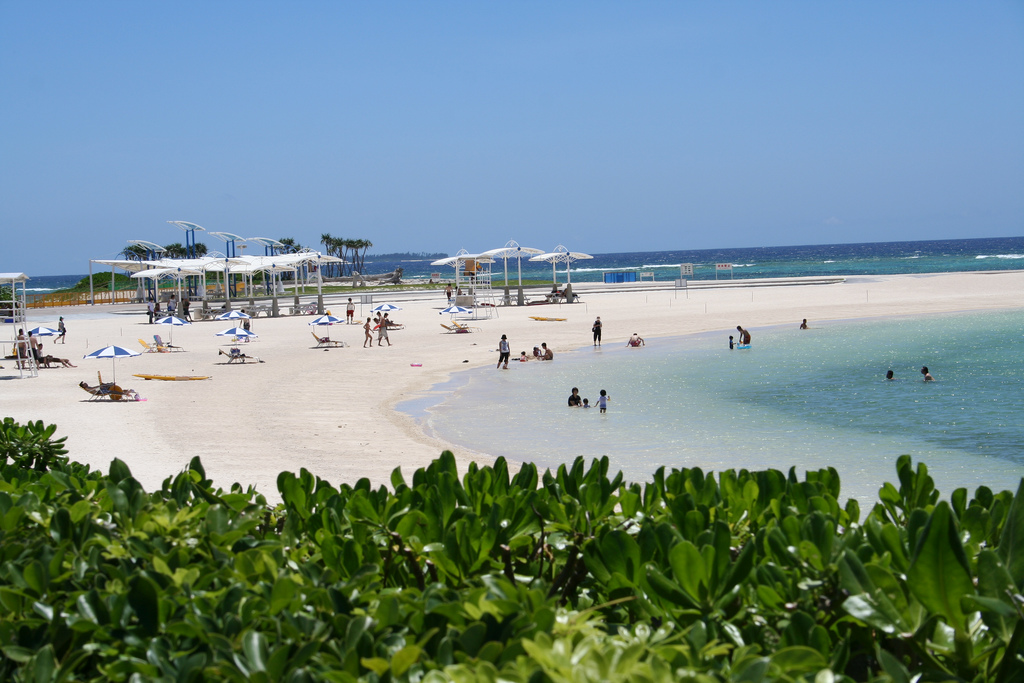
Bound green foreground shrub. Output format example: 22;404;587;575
0;418;1021;682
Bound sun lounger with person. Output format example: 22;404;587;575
78;372;142;401
38;354;77;368
218;348;264;364
311;330;346;347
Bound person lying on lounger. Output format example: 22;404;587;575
218;348;264;363
38;354;77;368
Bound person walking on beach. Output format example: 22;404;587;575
346;298;355;324
182;297;191;322
147;299;155;324
497;334;510;369
445;285;453;304
167;295;176;318
363;317;373;347
378;317;391;347
597;389;610;413
736;325;751;345
921;366;934;381
592;317;602;346
57;317;66;344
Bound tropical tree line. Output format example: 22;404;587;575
0;416;1022;682
320;234;374;278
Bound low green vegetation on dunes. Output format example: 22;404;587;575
1;417;1022;682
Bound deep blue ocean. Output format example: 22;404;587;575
366;236;1024;283
27;235;1024;292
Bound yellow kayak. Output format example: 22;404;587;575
133;374;211;381
529;316;567;321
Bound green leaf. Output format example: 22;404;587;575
32;644;56;683
770;646;828;674
128;575;160;636
997;479;1024;589
269;578;297;616
907;502;974;633
243;630;268;673
391;645;421;676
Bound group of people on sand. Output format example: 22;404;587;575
496;335;553;368
6;327;76;369
567;387;610;413
363;313;398;347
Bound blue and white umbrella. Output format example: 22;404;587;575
216;310;252;321
439;305;472;316
83;345;141;382
154;315;190;344
29;326;60;337
308;314;343;326
371;303;402;313
216;327;258;340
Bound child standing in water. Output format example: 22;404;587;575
597;389;609;413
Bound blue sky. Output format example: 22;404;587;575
2;2;1022;275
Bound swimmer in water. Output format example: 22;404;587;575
921;366;934;381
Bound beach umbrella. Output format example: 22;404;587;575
529;245;594;284
371;303;402;312
216;310;251;321
154;315;190;344
439;305;472;316
83;345;140;383
308;314;343;326
216;327;258;340
482;241;544;287
29;326;60;337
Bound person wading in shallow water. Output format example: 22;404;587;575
497;334;510;369
736;325;751;345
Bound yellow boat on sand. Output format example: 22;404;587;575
529;316;567;322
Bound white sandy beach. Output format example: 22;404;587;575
2;270;1021;498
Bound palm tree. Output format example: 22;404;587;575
358;239;373;273
278;237;302;254
194;242;208;257
163;243;187;259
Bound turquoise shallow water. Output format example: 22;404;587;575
406;310;1024;505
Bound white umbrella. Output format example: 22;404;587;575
216;310;252;321
371;303;402;312
216;327;257;340
29;326;60;337
529;245;594;284
83;345;140;383
308;314;343;326
154;315;190;344
481;242;544;287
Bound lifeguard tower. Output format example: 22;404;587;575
431;250;498;318
1;273;38;378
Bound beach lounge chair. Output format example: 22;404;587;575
154;335;184;352
440;322;481;334
79;372;141;401
311;330;346;348
218;348;263;364
138;338;164;353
